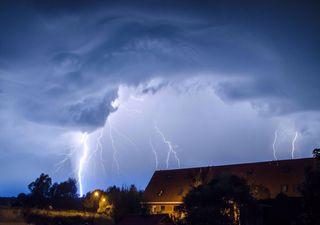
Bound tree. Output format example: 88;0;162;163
50;178;77;198
183;173;254;225
107;185;142;223
83;189;107;212
50;178;78;209
27;173;52;207
300;149;320;225
312;148;320;159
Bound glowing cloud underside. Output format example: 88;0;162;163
77;132;89;197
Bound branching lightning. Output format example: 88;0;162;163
149;136;159;170
87;128;106;173
107;118;120;174
291;131;298;159
154;123;180;169
272;130;278;161
111;125;139;152
55;144;79;173
78;132;89;197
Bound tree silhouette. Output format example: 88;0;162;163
27;173;52;207
183;173;254;225
50;178;78;209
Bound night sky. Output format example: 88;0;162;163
1;0;320;196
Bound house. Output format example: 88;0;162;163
142;157;315;218
118;214;176;225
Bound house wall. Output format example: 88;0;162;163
146;203;183;219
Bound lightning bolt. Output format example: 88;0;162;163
111;125;139;152
55;144;79;173
107;118;120;174
78;132;89;197
291;131;298;159
149;136;159;170
154;123;180;169
272;130;278;161
87;128;106;173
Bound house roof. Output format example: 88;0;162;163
118;214;175;225
143;158;315;203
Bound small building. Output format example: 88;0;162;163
142;158;315;218
118;214;176;225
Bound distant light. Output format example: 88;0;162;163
102;198;106;202
94;191;99;197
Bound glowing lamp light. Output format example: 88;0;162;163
94;191;99;197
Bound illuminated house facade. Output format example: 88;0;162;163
143;158;315;217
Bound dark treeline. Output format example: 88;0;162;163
15;174;80;210
83;185;143;223
14;174;143;225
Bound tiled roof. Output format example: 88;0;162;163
143;158;315;203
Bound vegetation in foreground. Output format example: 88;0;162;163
14;174;143;225
2;149;320;225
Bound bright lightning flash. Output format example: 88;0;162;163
149;136;159;170
87;128;106;174
78;132;89;197
154;124;180;169
291;131;298;159
272;130;278;161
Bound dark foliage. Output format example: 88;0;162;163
107;185;143;224
183;173;254;225
24;214;112;225
259;194;303;225
19;173;79;210
27;173;52;208
50;178;80;209
83;189;108;212
300;151;320;225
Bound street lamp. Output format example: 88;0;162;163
94;191;99;197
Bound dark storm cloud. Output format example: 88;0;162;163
0;0;319;127
1;0;320;195
67;94;116;128
51;52;82;74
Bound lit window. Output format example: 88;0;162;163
152;206;157;213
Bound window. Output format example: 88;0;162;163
174;206;180;211
152;206;157;213
281;184;288;193
157;190;164;196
